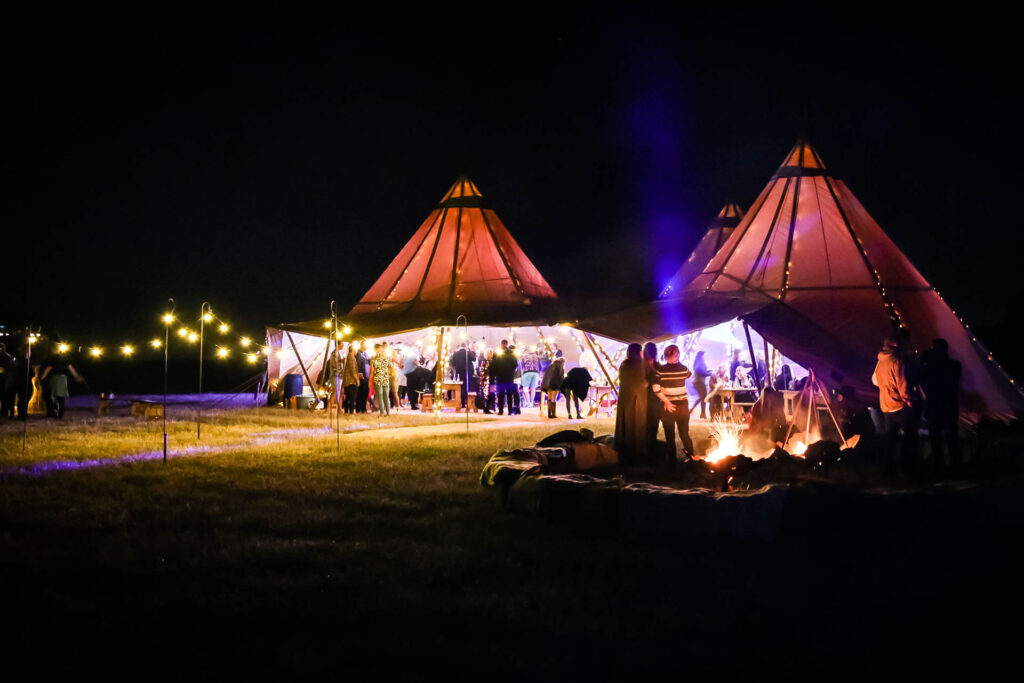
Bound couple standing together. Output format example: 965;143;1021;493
615;342;695;468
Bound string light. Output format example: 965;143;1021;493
323;320;332;329
187;332;199;343
246;353;258;363
121;345;135;356
178;328;189;338
218;323;229;334
342;325;352;336
90;347;103;357
162;313;174;325
240;337;251;347
150;339;162;348
216;347;229;358
203;312;214;323
57;343;70;353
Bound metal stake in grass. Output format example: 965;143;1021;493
22;326;39;453
162;298;175;463
331;300;341;454
456;314;469;433
198;301;211;440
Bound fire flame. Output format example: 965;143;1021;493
703;420;746;463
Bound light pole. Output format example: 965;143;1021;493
197;302;212;439
162;299;175;463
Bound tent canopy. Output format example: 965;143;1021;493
581;141;1023;421
660;203;743;298
347;176;557;332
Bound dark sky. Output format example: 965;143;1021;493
4;6;1022;366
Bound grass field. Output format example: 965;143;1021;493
1;408;1020;676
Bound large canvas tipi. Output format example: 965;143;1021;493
687;141;1021;420
580;141;1021;421
349;176;557;333
660;203;744;298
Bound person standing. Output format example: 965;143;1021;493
369;344;392;416
355;343;370;413
382;343;399;411
478;349;493;414
540;351;565;418
872;337;917;476
342;343;361;414
561;365;592;420
449;342;476;410
651;344;693;468
39;352;84;419
519;347;542;409
508;346;522;415
490;340;517;415
692;350;711;419
614;343;648;463
0;342;13;418
921;338;962;477
642;342;663;457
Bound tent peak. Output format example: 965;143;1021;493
773;140;829;178
711;202;744;229
440;176;485;207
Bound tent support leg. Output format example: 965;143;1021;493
742;320;763;389
285;331;323;408
583;330;617;399
763;338;772;389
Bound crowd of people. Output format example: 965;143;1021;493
613;334;966;478
614;342;696;469
0;342;86;420
319;338;592;418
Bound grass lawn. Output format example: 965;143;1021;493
1;409;1020;676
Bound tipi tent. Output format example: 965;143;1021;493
660;203;744;298
582;141;1023;422
267;177;626;396
348;176;558;333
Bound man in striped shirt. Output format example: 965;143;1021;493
652;344;695;467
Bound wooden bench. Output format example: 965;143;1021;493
420;394;433;412
130;400;163;419
459;392;478;413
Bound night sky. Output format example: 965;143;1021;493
5;7;1021;373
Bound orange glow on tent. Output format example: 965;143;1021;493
350;176;557;320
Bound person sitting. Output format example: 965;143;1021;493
729;349;753;383
749;386;787;444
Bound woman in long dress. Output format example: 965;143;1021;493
614;343;648;462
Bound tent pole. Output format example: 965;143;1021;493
763;338;772;389
742;320;763;389
285;331;323;408
816;376;848;444
804;369;815;444
582;330;617;399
